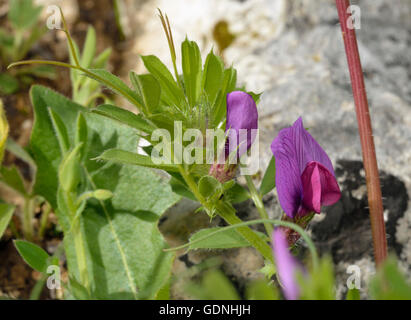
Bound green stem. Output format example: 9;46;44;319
245;175;273;235
64;192;90;294
165;218;319;270
216;201;274;262
177;166;273;262
38;202;52;239
22;197;35;241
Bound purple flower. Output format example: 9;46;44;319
210;91;258;182
272;228;301;300
225;91;258;159
271;117;341;218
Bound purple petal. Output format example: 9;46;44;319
225;91;258;158
271;117;339;217
291;117;335;175
272;229;301;300
271;127;302;217
301;161;341;213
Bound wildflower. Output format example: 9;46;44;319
271;117;341;219
210;91;258;182
272;228;302;300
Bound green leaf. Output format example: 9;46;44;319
246;280;279;300
298;256;336;300
9;0;43;30
169;177;196;201
181;38;202;107
92;48;112;69
58;144;83;192
96;148;179;172
260;156;276;195
92;104;155;134
0;203;15;239
202;49;224;105
80;26;97;69
369;257;411;300
346;289;361;300
14;240;50;273
0;73;19;95
0;165;27;196
212;67;237;127
188;227;268;251
201;269;240;300
87;69;144;109
225;183;250;204
6;138;36;170
48;108;70;155
30;85;180;299
140;55;185;107
130;72;161;115
198;176;221;199
75;113;88;160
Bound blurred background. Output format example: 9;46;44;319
0;0;410;299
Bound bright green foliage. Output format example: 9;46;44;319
14;240;50;273
260;156;276;196
188;226;268;251
369;257;411;300
69;26;112;107
298;256;336;300
29;85;180;299
246;280;279;300
0;203;15;239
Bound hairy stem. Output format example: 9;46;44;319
245;175;273;235
335;0;387;266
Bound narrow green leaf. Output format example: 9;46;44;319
6;138;36;169
14;240;50;273
140;55;185;107
212;67;237;127
202;49;224;105
0;165;27;196
92;48;112;69
75;113;88;160
87;69;144;109
48;108;70;155
188;227;267;251
96;148;179;172
225;183;250;204
346;289;361;300
202;270;240;300
0;203;15;239
181;38;202;107
260;156;276;195
58;144;83;192
130;72;161;114
92;104;155;134
80;26;96;68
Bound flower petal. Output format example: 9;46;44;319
301;161;341;213
271;126;303;218
292;117;335;175
272;229;301;300
225;91;258;158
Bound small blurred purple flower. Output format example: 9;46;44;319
272;228;302;300
271;117;341;219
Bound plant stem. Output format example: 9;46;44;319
216;201;273;262
177;166;273;262
335;0;387;266
39;202;52;239
22;197;35;241
245;175;273;235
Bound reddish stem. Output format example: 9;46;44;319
335;0;387;266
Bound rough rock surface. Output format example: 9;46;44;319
128;0;411;298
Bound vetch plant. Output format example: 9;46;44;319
4;6;402;300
